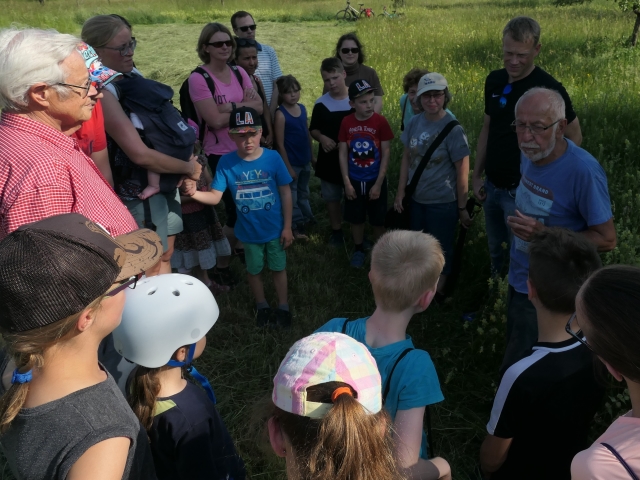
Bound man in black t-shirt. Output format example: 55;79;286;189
473;17;583;276
480;229;603;480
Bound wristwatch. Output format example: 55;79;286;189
231;102;237;111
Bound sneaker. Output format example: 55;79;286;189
328;231;344;247
274;308;292;328
208;282;230;295
350;250;366;268
209;267;237;287
256;307;273;327
293;226;309;241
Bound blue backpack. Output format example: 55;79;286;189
110;73;196;193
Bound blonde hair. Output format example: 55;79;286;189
81;14;131;49
0;296;105;433
371;230;444;312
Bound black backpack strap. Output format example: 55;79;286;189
405;120;460;200
341;318;357;334
401;96;409;131
601;443;639;480
193;67;217;145
142;198;157;232
230;65;244;87
382;348;413;403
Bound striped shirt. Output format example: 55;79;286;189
0;113;138;239
255;42;283;105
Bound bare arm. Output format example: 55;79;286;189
191;189;224;206
278;184;293;248
564;116;582;146
480;434;513;477
394;147;411;211
101;91;200;179
254;77;274;147
274;110;296;179
269;81;279;120
67;437;129;480
339;142;355;200
90;148;114;187
473;114;491;201
581;218;616;251
310;129;337;152
455;155;472;228
374;95;383;114
394;408;452;480
370;139;390;200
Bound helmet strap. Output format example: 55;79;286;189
166;343;217;404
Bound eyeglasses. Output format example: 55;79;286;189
422;91;445;100
102;38;137;57
511;119;561;135
499;83;512;108
56;80;97;98
238;24;257;32
207;40;233;48
236;38;257;47
105;274;140;297
565;312;593;352
341;47;360;54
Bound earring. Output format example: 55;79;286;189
283;449;287;455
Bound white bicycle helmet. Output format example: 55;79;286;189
113;274;219;368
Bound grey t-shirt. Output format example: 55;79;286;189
400;111;470;205
0;356;156;480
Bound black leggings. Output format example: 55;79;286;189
207;153;237;228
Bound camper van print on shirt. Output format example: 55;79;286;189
212;149;292;244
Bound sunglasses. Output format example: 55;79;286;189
207;40;233;48
341;47;360;54
102;38;137;57
565;312;594;352
499;83;512;108
236;38;257;47
238;24;257;32
422;91;445;100
105;274;140;297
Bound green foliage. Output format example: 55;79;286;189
1;0;639;478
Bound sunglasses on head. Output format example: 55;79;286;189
207;40;233;48
239;24;257;32
341;47;360;54
236;38;257;47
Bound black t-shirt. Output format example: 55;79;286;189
487;337;603;480
309;93;354;185
149;381;246;480
484;66;577;188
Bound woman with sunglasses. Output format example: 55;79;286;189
394;72;471;301
570;265;640;479
0;213;162;480
326;32;384;113
82;14;203;278
233;36;274;148
187;23;263;285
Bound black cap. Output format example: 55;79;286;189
348;79;376;100
0;213;162;333
229;106;262;134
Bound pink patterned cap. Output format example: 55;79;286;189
272;332;382;418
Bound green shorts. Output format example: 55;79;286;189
244;238;287;275
124;189;183;251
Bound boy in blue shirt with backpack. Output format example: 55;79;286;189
316;230;451;480
191;107;293;328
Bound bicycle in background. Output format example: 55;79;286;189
382;5;404;18
336;0;375;21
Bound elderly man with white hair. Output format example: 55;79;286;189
501;86;616;372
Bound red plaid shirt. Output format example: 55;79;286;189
0;113;138;239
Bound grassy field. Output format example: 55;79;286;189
2;0;640;478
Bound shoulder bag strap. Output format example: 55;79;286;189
193;66;218;145
401;97;408;131
405;120;460;200
341;318;357;334
382;348;414;403
601;443;640;480
230;64;244;87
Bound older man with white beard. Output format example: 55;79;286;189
500;87;616;372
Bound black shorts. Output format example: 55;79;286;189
207;153;237;228
344;177;387;227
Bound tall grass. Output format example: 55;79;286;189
1;0;639;479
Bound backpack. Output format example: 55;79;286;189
179;65;244;145
111;73;196;193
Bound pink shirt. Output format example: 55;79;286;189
571;412;640;479
188;65;252;156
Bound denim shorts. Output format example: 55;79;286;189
244;238;286;275
320;180;344;203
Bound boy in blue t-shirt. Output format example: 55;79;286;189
316;230;451;480
191;107;293;328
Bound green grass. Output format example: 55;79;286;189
2;0;640;479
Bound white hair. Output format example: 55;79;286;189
515;87;565;121
0;28;80;111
